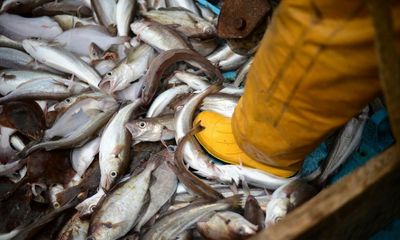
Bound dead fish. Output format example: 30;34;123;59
89;43;105;62
169;123;224;201
201;93;239;118
190;37;218;56
88;161;158;240
147;85;192;118
234;58;253;87
244;195;265;230
99;44;155;93
53;14;96;31
32;1;92;17
130;20;191;52
56;212;89;240
126;114;175;142
142;9;216;38
265;180;318;227
75;188;105;217
54;26;129;57
22;39;102;90
173;71;211;90
207;45;248;71
0;34;24;51
99;99;143;191
196;2;217;22
0;47;52;71
116;0;135;37
114;76;144;102
197;211;258;240
93;59;117;76
0;77;89;104
17;96;118;158
0;69;64;96
91;0;116;31
142;195;242;240
141;49;224;105
167;0;201;16
0;0;52;15
71;137;101;177
0;13;62;41
0;101;46;141
134;150;178;231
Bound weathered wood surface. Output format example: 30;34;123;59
367;0;400;141
252;145;400;240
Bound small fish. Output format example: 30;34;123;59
0;34;24;51
88;161;158;240
125;114;175;143
173;71;211;91
0;47;50;71
54;25;128;57
0;69;64;96
265;180;318;227
207;45;248;71
71;137;101;177
200;93;239;118
99;99;143;190
116;0;135;37
244;195;265;230
32;1;92;17
234;57;253;87
53;14;96;31
130;20;191;52
142;9;216;38
91;0;117;31
167;0;201;16
146;85;192;117
99;44;155;93
0;0;52;15
0;13;62;42
75;188;105;217
0;77;89;104
190;37;218;56
22;39;102;90
197;211;258;240
134;150;178;231
142;195;242;240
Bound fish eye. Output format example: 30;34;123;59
65;98;71;103
53;202;60;208
89;205;96;213
275;217;283;223
15;1;22;6
106;72;112;76
142;85;146;90
110;171;117;178
138;121;146;129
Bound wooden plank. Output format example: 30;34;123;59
367;0;400;141
251;145;400;240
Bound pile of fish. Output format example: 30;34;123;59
0;0;369;239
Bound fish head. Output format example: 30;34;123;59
99;68;129;94
265;198;290;227
130;20;150;35
199;23;217;37
22;39;47;55
125;119;162;142
100;146;129;191
0;0;30;13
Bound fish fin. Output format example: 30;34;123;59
219;194;243;209
240;175;251;196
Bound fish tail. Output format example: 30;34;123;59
221;194;244;209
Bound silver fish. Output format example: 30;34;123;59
22;39;102;90
125;114;175;142
18;96;118;157
142;9;216;38
134;151;178;231
93;59;117;76
0;0;53;14
0;47;41;70
207;45;248;71
146;85;192;117
0;13;62;41
196;2;217;22
130;20;190;52
71;137;101;177
0;69;63;95
114;76;144;102
116;0;135;37
0;77;89;104
88;161;157;240
173;71;210;90
56;212;89;240
99;44;155;93
197;211;258;240
201;93;239;118
142;195;242;240
99;99;143;190
76;188;105;217
54;26;128;57
265;180;317;227
91;0;116;30
148;0;166;9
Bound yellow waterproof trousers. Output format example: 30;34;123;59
229;0;400;176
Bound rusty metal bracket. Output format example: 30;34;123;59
217;0;271;39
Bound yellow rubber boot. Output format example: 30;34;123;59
194;111;297;178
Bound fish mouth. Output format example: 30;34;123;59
125;123;139;138
100;176;113;191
